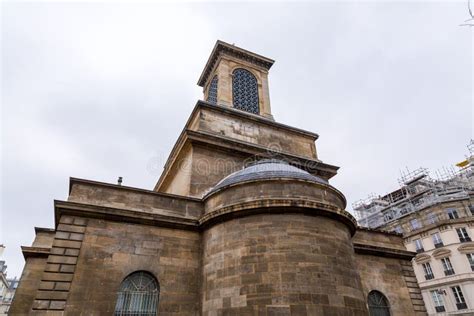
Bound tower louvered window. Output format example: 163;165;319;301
207;75;218;104
232;68;259;114
114;271;160;316
368;290;390;316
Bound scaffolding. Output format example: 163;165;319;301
354;141;474;228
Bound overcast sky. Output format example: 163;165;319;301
1;2;472;278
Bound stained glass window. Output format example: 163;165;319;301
114;271;160;316
232;68;259;114
368;290;390;316
207;75;218;104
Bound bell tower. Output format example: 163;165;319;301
197;40;274;119
155;40;339;198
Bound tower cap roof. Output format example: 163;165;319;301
197;40;274;87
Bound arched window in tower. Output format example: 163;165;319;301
367;290;391;316
232;68;259;114
207;75;218;104
114;271;160;316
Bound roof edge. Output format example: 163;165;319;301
69;177;202;202
197;40;275;87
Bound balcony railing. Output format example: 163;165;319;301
459;237;472;243
434;242;444;248
435;306;446;313
416;248;425;253
424;273;434;280
444;269;455;276
456;302;467;310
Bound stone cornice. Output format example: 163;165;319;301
197;40;274;87
419;274;474;290
34;227;55;234
432;248;452;259
201;199;356;235
355;226;402;237
54;200;200;231
50;199;411;260
458;242;474;253
186;130;337;177
198;101;319;139
402;216;474;239
382;197;470;232
414;253;431;264
353;243;416;260
21;246;50;259
54;198;356;236
154;100;335;191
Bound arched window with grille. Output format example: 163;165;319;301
368;290;391;316
207;75;218;104
232;68;259;114
114;271;160;316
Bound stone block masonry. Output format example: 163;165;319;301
32;215;87;311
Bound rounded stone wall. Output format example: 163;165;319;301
201;213;368;315
200;161;367;315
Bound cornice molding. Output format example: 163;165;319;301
432;248;452;259
201;198;355;235
154;100;337;192
458;242;474;253
402;216;474;239
353;243;416;260
198;40;274;87
414;253;431;264
54;200;200;232
21;246;50;259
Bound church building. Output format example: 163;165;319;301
10;41;427;315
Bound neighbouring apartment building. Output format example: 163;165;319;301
355;144;474;315
0;246;19;315
10;41;427;315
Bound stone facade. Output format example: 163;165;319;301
202;214;366;315
383;199;474;315
355;165;474;315
10;40;427;315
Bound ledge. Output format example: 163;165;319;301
419;274;474;290
201;199;356;235
21;246;50;259
155;100;331;191
198;101;319;139
402;216;473;238
356;226;402;237
54;200;200;231
198;40;274;87
186;130;334;174
34;227;55;234
458;242;474;253
353;243;416;260
414;253;431;264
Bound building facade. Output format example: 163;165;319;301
11;41;427;315
0;246;19;315
355;157;474;315
1;278;19;315
0;257;9;315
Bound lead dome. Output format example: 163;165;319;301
205;159;329;197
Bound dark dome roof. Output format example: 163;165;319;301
206;159;328;196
